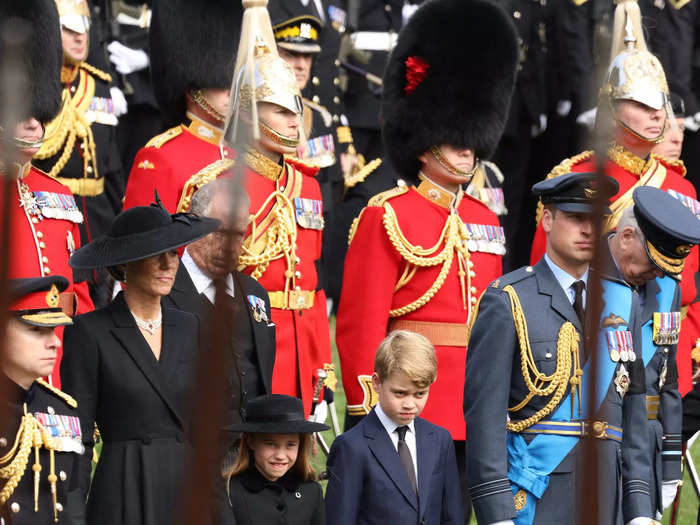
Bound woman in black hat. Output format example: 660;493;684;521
224;394;328;525
59;198;220;525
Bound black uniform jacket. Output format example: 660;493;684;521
228;465;325;525
0;376;84;525
60;292;200;525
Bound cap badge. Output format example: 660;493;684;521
584;186;597;199
300;23;312;39
46;285;60;308
676;244;691;256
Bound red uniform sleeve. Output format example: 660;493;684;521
336;205;401;413
122;147;178;212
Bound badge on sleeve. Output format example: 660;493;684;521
35;412;84;454
653;311;680;345
247;295;268;323
606;330;635;363
294;198;324;230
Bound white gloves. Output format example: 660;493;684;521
311;399;328;424
661;479;680;511
107;41;149;75
531;114;547;137
557;100;573;117
110;87;128;117
626;517;658;525
488;521;515;525
576;107;597;130
684;112;700;132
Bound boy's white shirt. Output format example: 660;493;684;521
374;403;418;481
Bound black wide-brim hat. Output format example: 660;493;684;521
225;394;329;434
69;195;220;270
633;186;700;278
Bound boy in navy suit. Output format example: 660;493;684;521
325;330;463;524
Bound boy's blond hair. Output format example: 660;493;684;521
374;330;437;387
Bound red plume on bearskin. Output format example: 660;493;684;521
381;0;519;183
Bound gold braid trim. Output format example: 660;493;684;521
238;165;301;288
534;150;595;224
35;378;77;408
35;70;100;186
345;158;382;189
501;285;583;432
652;153;687;177
0;409;59;515
79;62;113;83
176;158;235;212
382;201;473;317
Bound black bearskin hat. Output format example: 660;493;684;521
0;0;63;125
150;0;243;127
382;0;518;182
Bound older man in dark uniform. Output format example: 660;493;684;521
606;187;700;519
466;173;655;524
1;276;85;524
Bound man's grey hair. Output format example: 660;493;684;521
616;206;645;243
189;177;250;217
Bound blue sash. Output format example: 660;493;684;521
507;279;633;524
640;276;677;366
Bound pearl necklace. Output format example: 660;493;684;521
132;309;162;335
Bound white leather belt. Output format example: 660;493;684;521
350;31;398;51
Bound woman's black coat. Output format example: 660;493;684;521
61;292;200;525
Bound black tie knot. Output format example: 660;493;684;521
396;425;409;441
572;280;586;325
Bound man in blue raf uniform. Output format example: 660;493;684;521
465;173;655;524
0;276;84;524
607;187;700;519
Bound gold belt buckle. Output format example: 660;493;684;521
288;290;313;310
588;420;607;439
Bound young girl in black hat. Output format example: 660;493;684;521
225;394;328;525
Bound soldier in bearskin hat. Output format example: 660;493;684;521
122;0;242;213
32;0;126;306
0;0;94;387
335;0;518;520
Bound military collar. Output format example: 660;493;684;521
0;372;31;406
237;464;303;493
607;142;654;177
242;146;284;181
416;172;463;209
60;64;79;85
186;112;224;146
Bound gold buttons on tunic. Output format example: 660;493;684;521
10;502;19;513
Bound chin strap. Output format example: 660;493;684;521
610;100;666;145
189;89;226;123
259;120;300;149
430;145;480;180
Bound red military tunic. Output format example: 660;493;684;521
122;115;235;212
1;164;94;385
336;176;505;440
529;146;699;394
237;148;332;415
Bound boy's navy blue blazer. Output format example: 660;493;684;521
324;408;463;524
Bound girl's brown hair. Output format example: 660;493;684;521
225;432;317;482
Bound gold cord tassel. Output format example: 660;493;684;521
32;428;42;511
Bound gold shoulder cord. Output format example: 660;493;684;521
177;158;235;212
381;200;473;317
238;165;299;293
35;378;77;408
500;285;583;432
0;405;61;521
35;68;99;183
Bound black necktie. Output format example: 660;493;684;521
396;426;417;494
572;280;586;326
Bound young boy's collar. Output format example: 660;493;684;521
375;403;416;435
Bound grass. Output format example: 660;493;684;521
317;316;700;524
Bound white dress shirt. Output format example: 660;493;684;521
374;403;418;481
180;249;234;304
543;254;588;308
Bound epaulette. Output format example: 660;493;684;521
483;160;505;184
669;0;691;9
177;158;235;212
80;62;113;84
285;156;320;177
144;126;183;149
534;150;594;223
35;378;78;408
367;184;409;207
652;154;687;177
345;158;382;189
489;266;536;291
